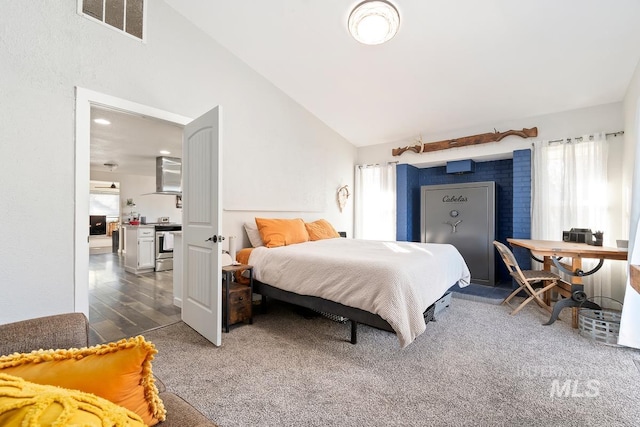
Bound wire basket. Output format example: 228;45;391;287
578;297;622;346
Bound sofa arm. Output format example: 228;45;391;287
158;392;217;427
0;313;89;356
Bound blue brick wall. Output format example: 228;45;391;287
395;153;533;286
396;164;421;242
417;159;514;245
396;164;408;241
511;149;532;272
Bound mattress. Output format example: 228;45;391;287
248;238;471;347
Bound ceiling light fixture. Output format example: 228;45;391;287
94;118;111;125
104;162;118;172
159;150;171;155
348;0;400;45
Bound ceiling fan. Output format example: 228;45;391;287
95;162;119;189
96;182;118;189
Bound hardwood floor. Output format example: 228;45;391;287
88;253;181;345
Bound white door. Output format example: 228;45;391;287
181;106;223;346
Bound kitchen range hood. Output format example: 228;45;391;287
155;156;182;195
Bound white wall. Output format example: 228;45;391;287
223;119;356;249
357;102;624;167
0;1;355;324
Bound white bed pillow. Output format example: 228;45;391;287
244;222;264;247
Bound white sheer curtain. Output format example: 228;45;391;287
532;133;613;298
354;163;396;240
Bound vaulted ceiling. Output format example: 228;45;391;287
166;0;640;147
90;1;640;176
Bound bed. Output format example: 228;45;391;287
241;237;471;348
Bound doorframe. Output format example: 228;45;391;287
74;87;192;315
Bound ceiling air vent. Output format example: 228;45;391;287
81;0;145;40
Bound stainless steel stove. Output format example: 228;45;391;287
154;224;182;271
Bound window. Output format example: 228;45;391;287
80;0;145;40
354;163;397;240
90;193;120;224
89;180;120;225
532;134;614;298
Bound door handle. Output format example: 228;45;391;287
205;235;226;243
444;220;462;233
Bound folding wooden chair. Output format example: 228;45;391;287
493;240;565;315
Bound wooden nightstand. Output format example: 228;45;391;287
221;264;253;332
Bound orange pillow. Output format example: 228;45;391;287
0;336;165;426
234;247;254;285
235;247;253;265
305;219;340;241
255;218;309;248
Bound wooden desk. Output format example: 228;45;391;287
507;239;628;327
630;264;640;294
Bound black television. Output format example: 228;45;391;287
89;215;107;235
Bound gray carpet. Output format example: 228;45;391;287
144;298;640;427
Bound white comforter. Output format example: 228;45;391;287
248;239;471;347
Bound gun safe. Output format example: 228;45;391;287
421;181;496;286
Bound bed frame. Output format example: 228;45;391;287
254;280;437;344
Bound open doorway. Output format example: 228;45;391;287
75;88;192;343
89;179;120;255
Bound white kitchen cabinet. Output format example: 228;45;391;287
124;225;156;274
138;237;155;269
